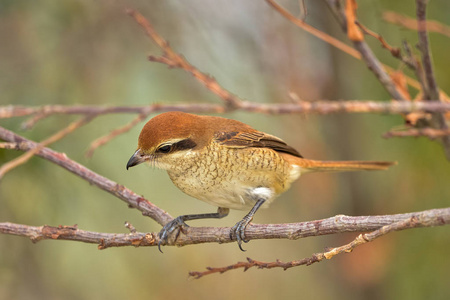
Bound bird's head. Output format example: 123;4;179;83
126;111;210;170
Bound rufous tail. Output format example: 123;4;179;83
296;159;396;172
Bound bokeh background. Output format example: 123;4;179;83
1;0;449;299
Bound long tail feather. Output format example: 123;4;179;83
297;159;396;172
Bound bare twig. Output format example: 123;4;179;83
266;0;361;60
86;113;148;158
323;0;406;100
355;21;402;60
402;41;428;93
0;116;95;179
267;0;422;91
383;11;450;38
189;211;449;278
0;103;225;127
126;9;243;108
383;128;450;139
0;126;173;226
0;223;156;249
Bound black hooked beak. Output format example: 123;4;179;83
126;149;145;170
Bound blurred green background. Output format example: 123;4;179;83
1;0;449;299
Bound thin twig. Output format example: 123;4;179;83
0;115;95;179
189;212;449;278
266;0;361;60
0;103;225;127
383;128;450;139
0;223;157;249
2;101;450;119
267;0;422;91
85;113;148;158
383;11;450;38
402;41;428;93
126;9;242;108
355;21;402;60
323;0;406;100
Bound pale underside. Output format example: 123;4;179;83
152;142;303;210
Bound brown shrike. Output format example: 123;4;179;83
127;111;395;251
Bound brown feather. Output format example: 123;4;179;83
215;131;303;158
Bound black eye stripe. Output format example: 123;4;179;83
173;138;197;151
156;138;197;154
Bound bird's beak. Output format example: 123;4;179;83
126;149;145;170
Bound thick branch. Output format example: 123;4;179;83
0;126;172;226
1;208;448;249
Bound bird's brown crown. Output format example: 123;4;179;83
137;111;255;153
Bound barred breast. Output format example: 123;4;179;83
166;142;298;210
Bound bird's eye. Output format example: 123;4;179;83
157;145;172;153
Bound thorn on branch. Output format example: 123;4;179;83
125;221;137;233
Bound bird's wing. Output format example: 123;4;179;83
214;131;302;158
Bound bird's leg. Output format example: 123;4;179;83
231;198;266;251
158;207;229;252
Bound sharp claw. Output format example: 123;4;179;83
231;217;252;252
157;217;188;253
157;240;164;253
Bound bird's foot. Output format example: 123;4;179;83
158;216;189;253
230;216;253;251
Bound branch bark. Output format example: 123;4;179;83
1;208;448;249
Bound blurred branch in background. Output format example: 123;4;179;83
383;11;450;38
85;113;148;158
384;128;450;139
2;100;450;157
415;0;450;157
127;9;243;108
0;115;94;179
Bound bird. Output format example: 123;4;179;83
126;111;395;251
